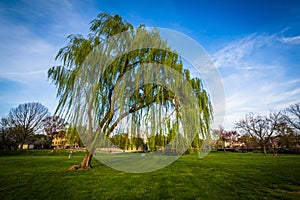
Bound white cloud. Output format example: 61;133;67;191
0;0;93;116
280;35;300;44
211;33;300;129
212;33;278;70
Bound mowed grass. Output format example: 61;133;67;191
0;150;299;200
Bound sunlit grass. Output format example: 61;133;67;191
0;150;299;199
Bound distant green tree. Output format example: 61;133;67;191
110;134;130;150
131;136;144;150
65;126;84;148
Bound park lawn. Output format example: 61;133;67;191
0;151;299;199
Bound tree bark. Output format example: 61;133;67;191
68;150;93;170
20;140;25;150
222;140;226;152
262;144;267;155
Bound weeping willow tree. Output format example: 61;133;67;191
48;13;212;170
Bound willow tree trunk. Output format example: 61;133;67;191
68;101;94;170
68;150;93;170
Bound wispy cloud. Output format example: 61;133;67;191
212;33;278;70
211;32;300;129
0;0;94;116
279;35;300;44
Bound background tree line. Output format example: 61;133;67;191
1;101;299;155
0;102;48;150
215;103;300;154
0;102;82;150
0;102;204;152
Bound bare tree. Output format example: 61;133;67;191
235;112;281;154
7;102;48;149
280;103;300;149
283;103;300;132
274;120;296;149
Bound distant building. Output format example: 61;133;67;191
18;143;35;150
51;132;80;149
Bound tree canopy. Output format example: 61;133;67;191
6;102;48;149
235;112;281;154
48;13;213;170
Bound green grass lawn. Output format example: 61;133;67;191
0;150;299;199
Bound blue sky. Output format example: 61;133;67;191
0;0;299;129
